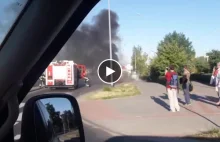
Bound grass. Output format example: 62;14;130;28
87;83;140;100
194;128;220;138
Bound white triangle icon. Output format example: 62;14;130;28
106;67;115;76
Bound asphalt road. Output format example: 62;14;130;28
14;72;132;142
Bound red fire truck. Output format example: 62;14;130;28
45;60;79;89
45;60;90;89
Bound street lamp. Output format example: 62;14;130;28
134;49;136;73
108;0;114;87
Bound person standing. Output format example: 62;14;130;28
165;67;170;93
210;66;218;85
39;73;45;88
182;65;191;105
215;63;220;105
213;66;218;91
165;65;180;112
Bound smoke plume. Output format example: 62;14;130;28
55;9;121;71
0;3;122;70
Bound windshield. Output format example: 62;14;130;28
0;0;28;45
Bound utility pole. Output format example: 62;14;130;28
135;49;137;73
108;0;114;87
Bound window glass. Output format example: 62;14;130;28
0;0;28;45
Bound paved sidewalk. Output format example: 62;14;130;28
78;80;220;140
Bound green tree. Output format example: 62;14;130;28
156;39;188;74
131;45;148;77
206;50;220;71
159;31;195;59
61;110;76;131
194;56;209;73
148;57;161;78
149;31;195;76
45;103;63;133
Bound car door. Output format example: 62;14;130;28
0;0;99;141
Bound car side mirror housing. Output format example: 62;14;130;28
20;93;85;142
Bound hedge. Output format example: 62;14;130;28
190;73;211;84
144;73;212;86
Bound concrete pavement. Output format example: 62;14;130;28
78;80;220;141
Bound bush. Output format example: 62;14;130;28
190;73;211;84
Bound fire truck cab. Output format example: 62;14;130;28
45;60;79;89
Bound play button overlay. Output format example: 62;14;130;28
97;59;122;84
106;66;115;76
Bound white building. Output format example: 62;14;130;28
204;55;209;62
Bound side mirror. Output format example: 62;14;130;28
20;93;85;142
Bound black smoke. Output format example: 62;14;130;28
55;9;121;71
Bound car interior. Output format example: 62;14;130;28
0;0;99;141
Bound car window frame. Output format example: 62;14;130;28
0;0;99;141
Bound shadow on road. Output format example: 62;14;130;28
205;95;219;103
177;98;186;105
159;94;186;105
190;94;217;106
105;135;220;142
154;93;220;128
150;96;170;111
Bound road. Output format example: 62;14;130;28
14;73;132;142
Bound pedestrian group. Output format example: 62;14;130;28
165;63;220;112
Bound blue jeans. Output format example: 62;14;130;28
182;83;191;104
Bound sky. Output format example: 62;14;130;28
0;0;220;63
40;97;74;114
83;0;220;62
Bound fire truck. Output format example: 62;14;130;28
45;60;82;89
